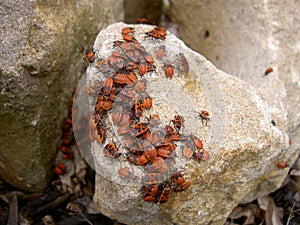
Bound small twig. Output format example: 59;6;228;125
259;216;265;225
286;202;300;225
7;193;18;225
70;212;93;225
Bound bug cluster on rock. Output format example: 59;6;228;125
84;19;211;204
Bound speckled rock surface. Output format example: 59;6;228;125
0;0;123;192
78;22;289;225
168;1;300;196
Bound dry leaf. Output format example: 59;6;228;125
290;169;300;177
227;204;259;225
42;215;56;225
55;145;87;195
258;195;283;225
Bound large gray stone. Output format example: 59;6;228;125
82;22;289;225
169;0;300;203
0;0;123;192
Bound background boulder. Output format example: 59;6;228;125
0;0;123;192
168;0;300;203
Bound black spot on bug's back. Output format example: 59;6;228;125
271;120;276;126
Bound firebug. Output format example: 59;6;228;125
142;172;163;185
193;149;210;161
127;152;148;166
136;17;147;24
178;53;189;75
118;168;138;180
102;77;113;99
103;142;122;158
172;114;185;130
198;110;210;125
143;184;160;196
156;181;172;204
174;180;190;192
277;162;288;169
54;163;66;175
190;134;203;149
164;61;175;78
155;45;166;59
264;67;273;76
122;27;134;36
85;49;95;64
141;92;152;110
173;171;185;186
123;35;137;43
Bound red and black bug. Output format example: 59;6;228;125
141;92;152;110
155;181;172;204
96;58;110;73
118;168;139;180
123;35;137;43
90;123;106;144
164;61;175;78
122;27;134;36
136;17;147;24
102;77;113;99
148;114;160;127
142;172;163;185
172;114;185;130
144;52;154;65
173;171;185;186
108;52;127;69
85;48;95;64
193;149;210;161
128;152;148;166
277;162;288;169
138;61;148;75
103;142;122;158
146;27;167;40
133;79;147;93
155;45;166;59
178;53;189;75
113;40;126;48
54;163;66;175
59;145;74;159
190;134;203;149
198;110;210;125
174;179;190;192
133;99;145;119
131;122;149;137
111;73;132;85
143;184;160;196
112;104;123;125
156;145;176;159
145;157;168;173
264;67;273;76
